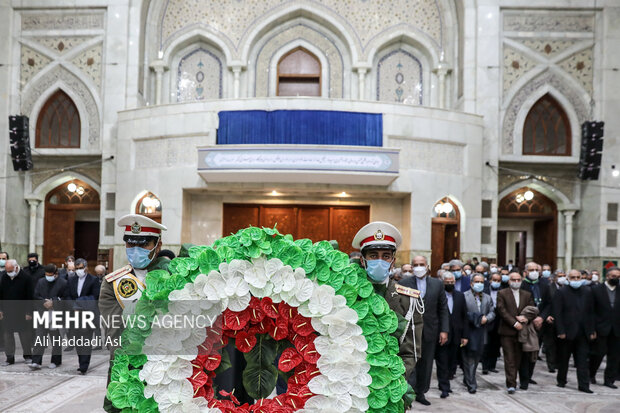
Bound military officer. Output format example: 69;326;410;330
352;221;423;379
99;214;170;412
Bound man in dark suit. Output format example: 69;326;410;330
520;262;552;387
553;269;596;393
405;255;449;406
64;258;100;374
482;271;503;374
589;267;620;388
435;271;468;398
0;259;33;365
450;259;471;293
497;271;535;393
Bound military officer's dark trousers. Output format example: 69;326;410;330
557;335;589;390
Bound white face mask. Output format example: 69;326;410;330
527;271;539;281
465;269;472;276
76;269;86;278
592;274;599;282
401;271;413;278
490;267;498;274
413;266;427;278
557;276;567;285
8;271;17;278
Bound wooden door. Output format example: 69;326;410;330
431;222;445;275
497;231;507;266
261;206;297;236
444;224;459;261
44;208;75;266
298;207;330;242
222;204;369;254
330;207;370;254
534;219;555;267
223;205;259;237
517;231;527;269
74;221;100;267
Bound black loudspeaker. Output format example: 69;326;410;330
8;115;33;171
578;121;604;180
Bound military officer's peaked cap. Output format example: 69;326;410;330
118;214;167;243
352;221;402;251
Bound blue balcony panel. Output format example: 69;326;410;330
217;110;382;146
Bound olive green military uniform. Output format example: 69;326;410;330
99;257;170;412
375;279;424;378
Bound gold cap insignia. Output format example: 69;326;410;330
374;229;384;240
131;222;141;234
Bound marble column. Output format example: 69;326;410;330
231;66;243;98
433;61;451;109
563;210;576;270
357;68;368;100
26;199;40;253
150;60;168;105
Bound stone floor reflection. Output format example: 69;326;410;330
0;342;618;412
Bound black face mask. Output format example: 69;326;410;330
609;278;619;286
29;260;37;267
444;284;455;292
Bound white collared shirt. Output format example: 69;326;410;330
77;276;86;296
511;288;520;308
606;281;616;291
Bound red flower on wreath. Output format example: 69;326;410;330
187;297;319;412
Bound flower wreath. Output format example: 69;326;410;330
107;227;412;413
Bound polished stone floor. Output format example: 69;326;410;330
0;338;618;412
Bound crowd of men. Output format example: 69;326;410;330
0;248;176;375
388;256;620;404
1;217;618;412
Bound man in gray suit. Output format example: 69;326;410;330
402;255;449;406
462;274;496;393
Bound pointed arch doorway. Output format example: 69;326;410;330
497;188;557;268
431;197;460;275
43;179;100;267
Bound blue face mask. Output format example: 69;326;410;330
126;245;156;269
472;283;484;293
453;271;462;279
569;280;583;289
45;275;56;282
491;281;501;290
0;259;5;267
542;270;551;278
501;275;510;283
365;259;392;283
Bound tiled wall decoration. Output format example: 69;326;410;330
20;46;52;88
557;48;593;95
71;44;103;89
503;12;594;33
21;11;105;31
177;47;222;102
254;23;343;98
502;47;537;94
159;0;444;57
517;39;579;59
501;10;595;155
30;37;91;55
376;49;422;104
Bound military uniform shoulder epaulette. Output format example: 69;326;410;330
104;265;133;282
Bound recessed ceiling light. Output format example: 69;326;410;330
338;192;348;197
270;190;280;196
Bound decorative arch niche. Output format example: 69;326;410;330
135;191;162;223
277;47;321;97
36;90;81;148
522;93;571;156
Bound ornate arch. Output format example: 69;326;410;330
502;71;589;156
498;178;576;211
28;171;102;201
22;66;100;145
